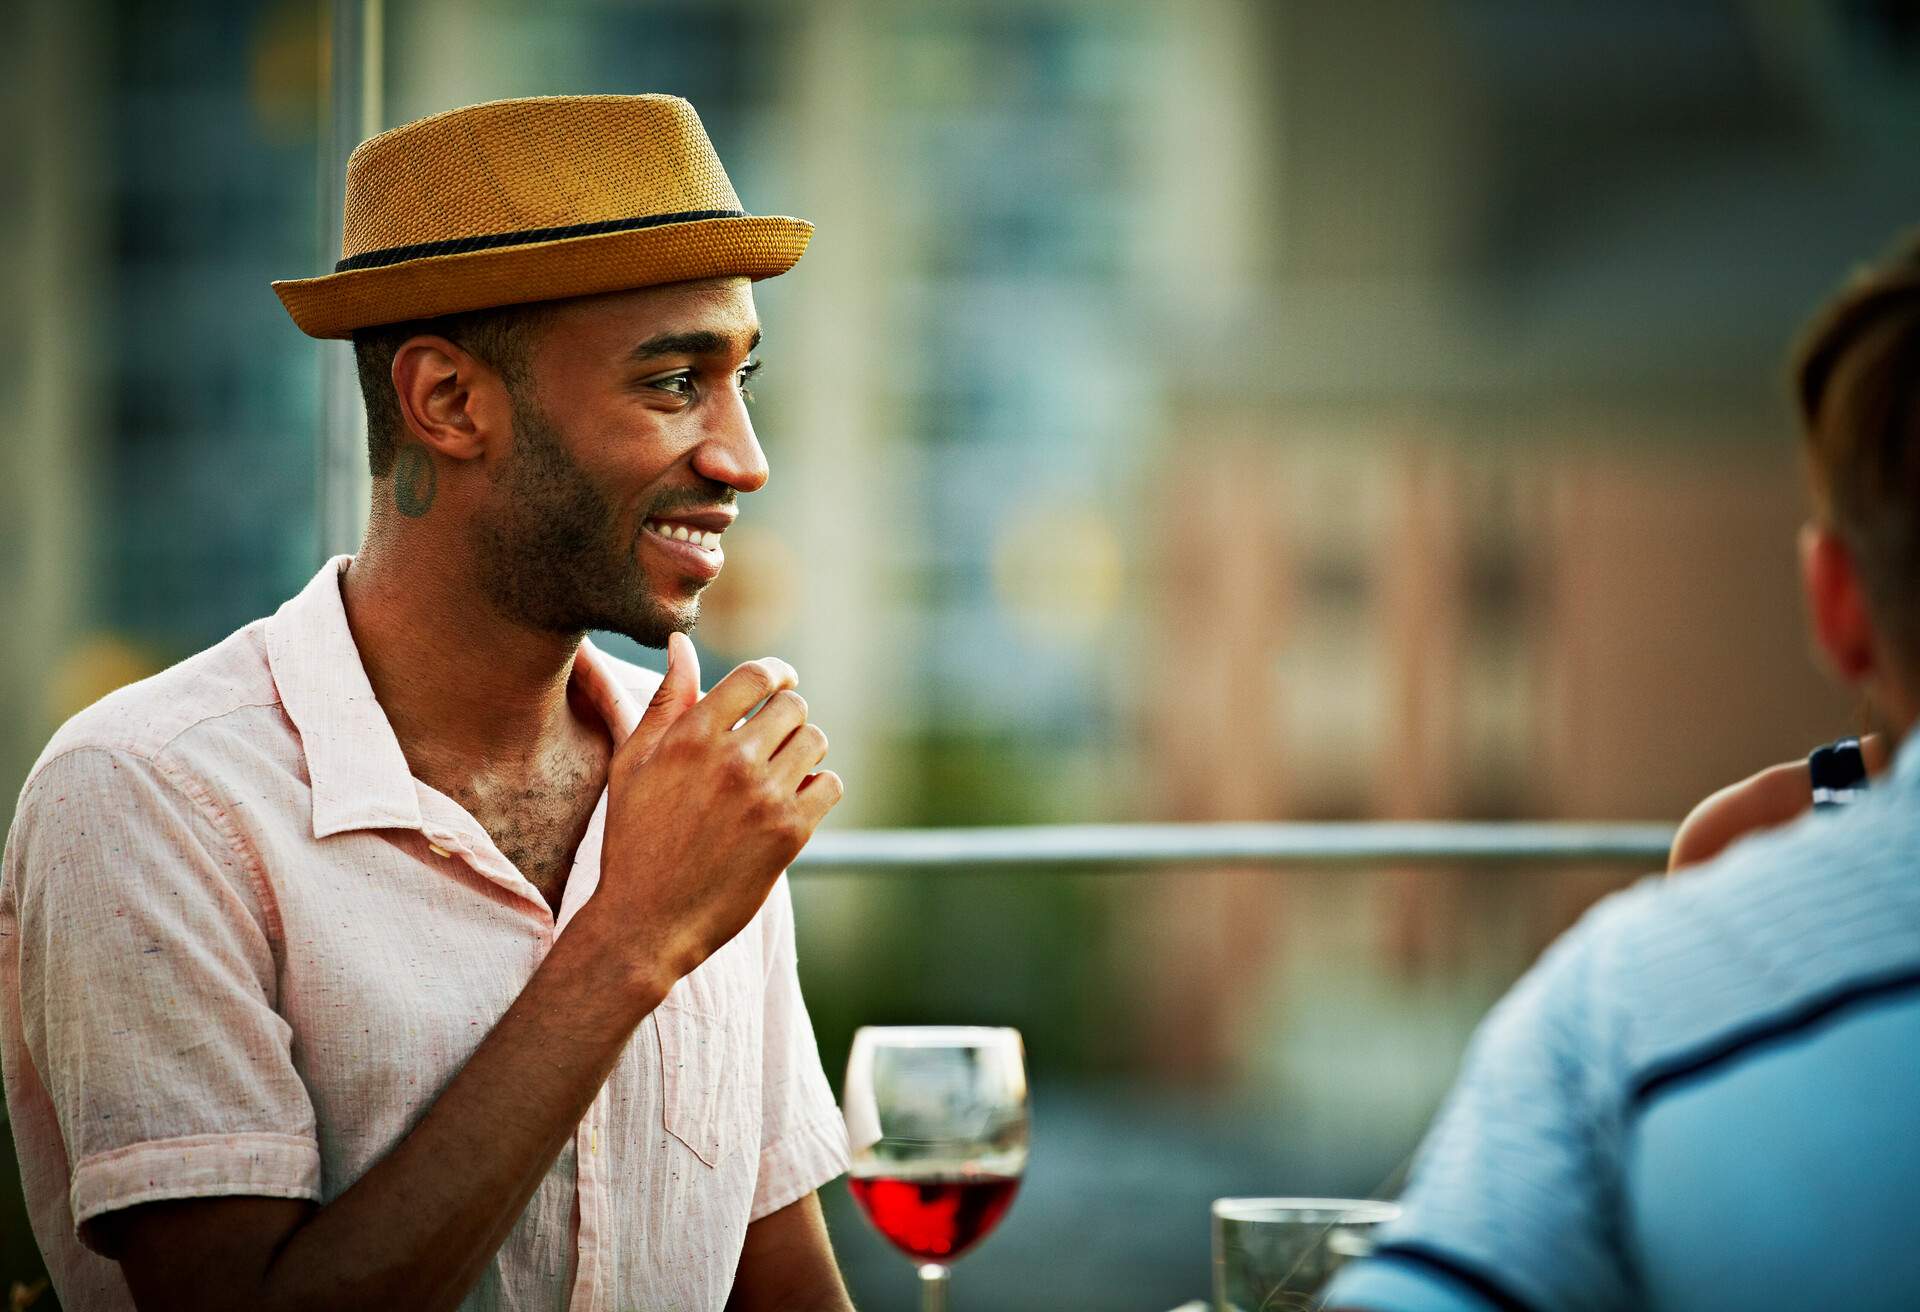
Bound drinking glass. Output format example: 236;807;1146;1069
843;1026;1029;1312
1211;1197;1399;1311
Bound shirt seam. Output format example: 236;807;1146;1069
1627;962;1920;1112
71;1130;318;1177
750;1110;848;1221
78;1178;321;1229
24;698;287;790
1366;1242;1541;1312
70;1132;323;1244
154;697;289;760
153;755;287;946
762;907;782;989
26;740;288;947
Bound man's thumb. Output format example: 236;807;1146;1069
626;632;701;763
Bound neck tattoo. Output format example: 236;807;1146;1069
393;445;438;517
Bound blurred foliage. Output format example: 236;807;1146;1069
0;1117;53;1312
799;731;1133;1082
802;866;1125;1091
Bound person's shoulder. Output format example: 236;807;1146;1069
1582;802;1885;973
1609;789;1920;1056
1670;782;1909;907
30;620;280;785
1428;787;1906;1027
1481;875;1655;1037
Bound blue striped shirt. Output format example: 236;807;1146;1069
1324;736;1920;1312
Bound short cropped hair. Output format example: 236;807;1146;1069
1793;233;1920;664
351;303;553;477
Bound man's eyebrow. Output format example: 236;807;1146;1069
625;327;762;363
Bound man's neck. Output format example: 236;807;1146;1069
340;542;600;784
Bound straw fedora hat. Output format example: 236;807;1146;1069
274;94;811;339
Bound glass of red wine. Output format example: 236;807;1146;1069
843;1026;1028;1312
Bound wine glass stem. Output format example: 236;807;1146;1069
917;1262;950;1312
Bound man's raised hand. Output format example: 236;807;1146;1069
595;634;844;1000
623;631;704;764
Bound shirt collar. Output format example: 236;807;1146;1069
265;556;643;840
267;557;423;838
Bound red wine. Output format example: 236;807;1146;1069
848;1173;1021;1262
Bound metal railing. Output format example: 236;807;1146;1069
792;821;1676;872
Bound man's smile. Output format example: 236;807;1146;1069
641;512;729;580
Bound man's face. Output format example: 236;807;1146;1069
469;278;767;646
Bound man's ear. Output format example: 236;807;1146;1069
390;335;512;462
1801;521;1877;684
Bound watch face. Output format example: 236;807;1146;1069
1811;738;1869;809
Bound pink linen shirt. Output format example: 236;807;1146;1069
0;556;849;1311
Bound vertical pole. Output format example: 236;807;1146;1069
6;0;102;816
917;1263;949;1312
781;0;888;821
315;0;383;563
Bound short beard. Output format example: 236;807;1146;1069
470;388;712;647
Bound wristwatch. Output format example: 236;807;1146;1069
1809;737;1869;809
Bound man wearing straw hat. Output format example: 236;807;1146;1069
1;96;855;1310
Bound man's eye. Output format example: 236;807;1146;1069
648;371;695;398
737;359;762;401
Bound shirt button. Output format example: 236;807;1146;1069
428;843;453;858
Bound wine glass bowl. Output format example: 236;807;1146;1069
843;1026;1029;1308
845;1173;1021;1265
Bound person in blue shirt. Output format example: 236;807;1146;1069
1325;236;1920;1312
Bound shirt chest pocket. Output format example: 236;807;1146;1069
655;943;761;1170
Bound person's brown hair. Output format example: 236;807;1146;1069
351;303;553;477
1793;233;1920;663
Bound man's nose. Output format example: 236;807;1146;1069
690;388;769;493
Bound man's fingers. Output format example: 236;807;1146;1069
772;722;829;784
692;657;799;731
743;690;809;756
620;632;702;765
796;769;844;818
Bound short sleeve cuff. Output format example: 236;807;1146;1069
71;1131;322;1253
749;1110;850;1222
1323;1246;1534;1312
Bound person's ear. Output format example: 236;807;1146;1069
1801;521;1877;684
389;335;512;462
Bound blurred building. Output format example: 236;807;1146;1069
8;0;1920;1307
1123;0;1901;1089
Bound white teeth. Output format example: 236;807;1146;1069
646;519;719;551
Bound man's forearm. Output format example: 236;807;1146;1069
725;1193;854;1312
257;909;662;1311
